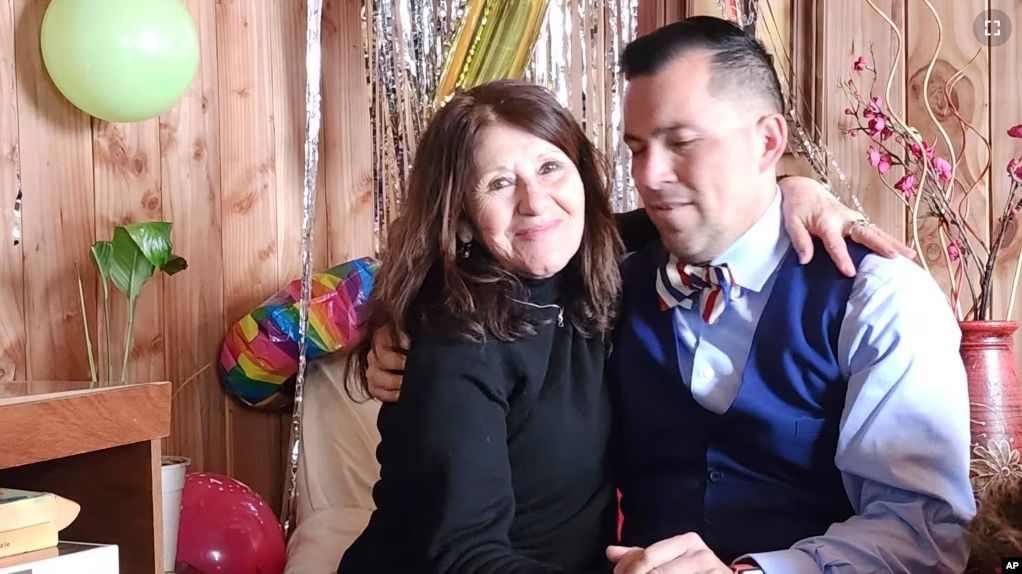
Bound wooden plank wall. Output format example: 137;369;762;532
0;0;375;515
0;0;1018;514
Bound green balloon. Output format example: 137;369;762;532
41;0;199;123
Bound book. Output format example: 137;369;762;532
0;490;79;532
0;522;57;560
0;541;118;573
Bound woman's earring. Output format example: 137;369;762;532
456;224;473;260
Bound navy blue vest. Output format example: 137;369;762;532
610;239;869;563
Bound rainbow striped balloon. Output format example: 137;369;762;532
218;257;379;411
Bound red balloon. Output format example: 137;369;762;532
176;472;286;574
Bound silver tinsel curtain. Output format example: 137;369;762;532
361;0;640;248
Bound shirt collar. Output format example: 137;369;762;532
710;186;790;293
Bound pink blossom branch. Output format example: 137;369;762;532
842;73;988;291
924;166;985;306
840;29;1022;319
861;1;905;143
855;3;948;299
840;82;985;300
860;0;944;291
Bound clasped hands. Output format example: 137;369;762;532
607;532;735;574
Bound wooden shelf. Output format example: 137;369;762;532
0;382;172;574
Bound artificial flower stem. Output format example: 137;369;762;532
120;296;135;385
1005;191;1022;320
76;268;98;388
863;0;903;139
1007;243;1022;320
101;278;112;385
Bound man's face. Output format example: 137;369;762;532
623;50;783;263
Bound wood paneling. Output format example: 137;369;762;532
0;0;1018;516
215;0;284;516
163;0;227;478
13;0;95;382
0;0;376;517
0;0;21;384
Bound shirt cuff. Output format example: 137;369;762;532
736;549;821;574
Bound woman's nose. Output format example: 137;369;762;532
517;179;552;215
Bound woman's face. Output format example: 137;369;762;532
467;122;586;279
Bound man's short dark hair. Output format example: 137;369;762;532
621;16;785;114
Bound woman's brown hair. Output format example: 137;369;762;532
344;79;623;399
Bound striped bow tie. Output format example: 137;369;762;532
655;254;740;324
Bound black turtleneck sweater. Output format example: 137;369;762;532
338;274;617;574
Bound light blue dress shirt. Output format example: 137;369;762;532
671;189;976;573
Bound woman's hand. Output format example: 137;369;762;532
779;176;915;277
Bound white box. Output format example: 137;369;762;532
0;541;118;574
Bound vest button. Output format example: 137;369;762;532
708;469;724;482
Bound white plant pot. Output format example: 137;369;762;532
161;455;191;573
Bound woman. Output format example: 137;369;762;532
339;79;623;574
338;80;908;574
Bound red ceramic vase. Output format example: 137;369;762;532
963;321;1022;572
961;320;1022;497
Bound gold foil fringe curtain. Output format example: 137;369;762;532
361;0;640;246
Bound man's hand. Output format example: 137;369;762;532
778;176;915;277
607;533;733;574
366;326;409;402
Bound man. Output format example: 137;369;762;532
365;17;968;574
600;16;973;574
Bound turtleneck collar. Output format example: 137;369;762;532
522;273;564;306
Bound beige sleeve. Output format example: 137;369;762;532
284;355;382;574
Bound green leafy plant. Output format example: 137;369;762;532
77;222;187;387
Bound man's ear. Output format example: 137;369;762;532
757;112;789;173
